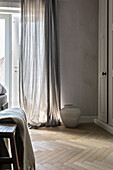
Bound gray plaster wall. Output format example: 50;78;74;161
59;0;98;116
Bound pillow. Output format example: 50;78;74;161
0;83;7;95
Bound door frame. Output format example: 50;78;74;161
108;0;113;126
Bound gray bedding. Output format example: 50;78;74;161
0;108;35;170
0;95;7;110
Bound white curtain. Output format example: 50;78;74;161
19;0;60;127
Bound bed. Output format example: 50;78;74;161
0;94;8;111
0;84;8;111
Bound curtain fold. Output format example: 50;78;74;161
45;0;60;126
19;0;60;127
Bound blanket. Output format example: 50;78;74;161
0;108;35;170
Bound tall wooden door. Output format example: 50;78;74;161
98;0;107;123
109;0;113;126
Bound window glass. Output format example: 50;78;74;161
0;19;5;85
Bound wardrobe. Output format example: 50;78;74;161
94;0;113;134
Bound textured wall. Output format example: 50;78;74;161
59;0;98;116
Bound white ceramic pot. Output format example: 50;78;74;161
60;104;81;128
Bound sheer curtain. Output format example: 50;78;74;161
19;0;60;127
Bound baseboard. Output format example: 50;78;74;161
79;116;98;123
94;119;113;135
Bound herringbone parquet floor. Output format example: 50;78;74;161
30;123;113;170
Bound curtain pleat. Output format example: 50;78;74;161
19;0;60;127
45;0;60;126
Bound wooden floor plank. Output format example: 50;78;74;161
30;123;113;170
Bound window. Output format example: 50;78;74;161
0;19;5;85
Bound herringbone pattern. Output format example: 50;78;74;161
29;123;113;170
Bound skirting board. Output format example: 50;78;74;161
79;116;98;123
94;119;113;135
